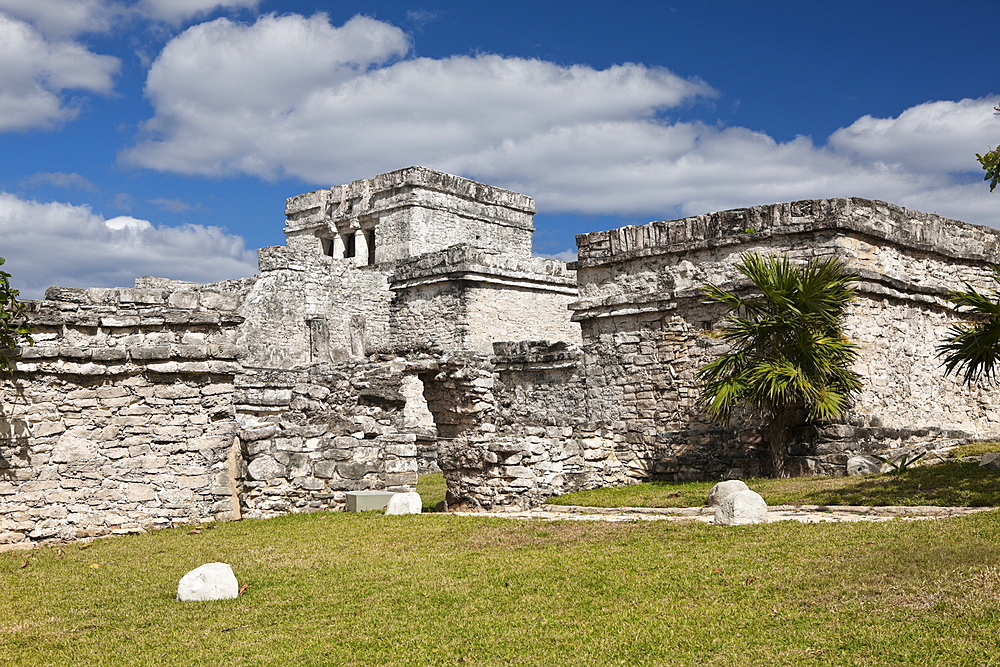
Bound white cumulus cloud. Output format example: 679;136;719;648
136;0;261;26
123;12;999;232
0;193;258;298
0;0;264;133
0;0;262;36
453;119;997;225
829;98;1000;173
0;0;117;37
0;12;119;131
123;12;714;181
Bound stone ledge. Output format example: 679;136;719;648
38;286;241;312
573;198;1000;268
388;245;576;293
492;340;581;371
569;269;966;321
285;166;536;232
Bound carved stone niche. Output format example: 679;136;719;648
316;221;377;266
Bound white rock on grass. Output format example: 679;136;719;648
177;562;239;602
707;479;749;507
385;492;422;515
714;489;768;526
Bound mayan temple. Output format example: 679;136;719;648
2;166;998;547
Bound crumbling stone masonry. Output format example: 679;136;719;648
429;200;1000;508
0;167;580;545
0;287;243;544
569;198;1000;476
3;168;1000;545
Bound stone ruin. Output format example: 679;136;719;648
2;165;999;546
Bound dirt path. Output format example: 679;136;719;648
4;505;994;553
449;504;996;524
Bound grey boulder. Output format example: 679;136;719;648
980;453;1000;470
847;455;881;476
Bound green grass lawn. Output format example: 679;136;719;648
5;465;1000;666
950;441;1000;458
416;471;447;511
4;509;1000;666
548;461;1000;508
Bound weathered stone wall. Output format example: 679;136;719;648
571;197;1000;476
235;365;419;517
574;197;1000;269
574;303;768;478
232;246;393;367
438;342;633;510
835;289;1000;459
492;341;586;428
0;286;244;548
440;198;1000;508
9;176;1000;539
388;245;580;353
464;284;580;352
386;279;468;352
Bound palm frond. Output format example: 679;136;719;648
697;251;861;443
938;267;1000;386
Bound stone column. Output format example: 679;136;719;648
354;230;368;267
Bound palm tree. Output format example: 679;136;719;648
697;252;862;476
937;268;1000;386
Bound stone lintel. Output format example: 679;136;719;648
491;357;579;372
36;287;241;314
491;341;580;371
6;358;241;376
390;270;577;296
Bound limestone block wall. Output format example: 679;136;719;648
387;245;580;353
235;366;419;517
438;343;633;510
386;280;468;351
413;352;496;441
0;287;244;548
573;303;767;478
464;285;580;352
571;197;1000;476
233;246;393;367
440;425;629;511
835;290;1000;455
491;341;586;428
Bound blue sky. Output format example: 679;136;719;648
0;0;997;297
